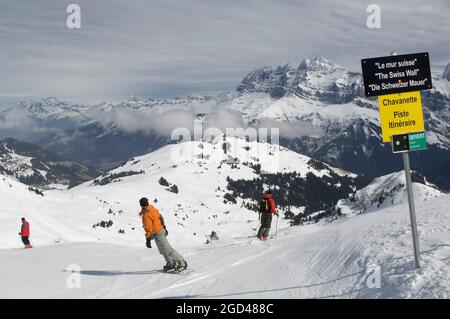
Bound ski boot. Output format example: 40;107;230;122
163;262;176;272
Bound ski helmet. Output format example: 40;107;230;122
139;197;149;207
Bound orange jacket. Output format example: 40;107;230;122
140;204;164;239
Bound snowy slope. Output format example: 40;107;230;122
336;171;444;216
0;136;359;250
69;136;361;244
0;174;117;249
0;136;448;298
1;192;449;298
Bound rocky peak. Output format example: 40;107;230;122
443;62;450;81
237;57;362;103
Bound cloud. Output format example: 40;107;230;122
0;108;48;133
88;107;196;136
0;0;449;101
259;118;325;138
203;109;247;133
88;104;324;142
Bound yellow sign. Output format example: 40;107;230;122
378;91;425;142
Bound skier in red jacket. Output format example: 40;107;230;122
19;217;32;248
257;191;278;240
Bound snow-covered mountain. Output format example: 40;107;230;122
0;138;338;248
237;57;363;103
15;97;90;121
0;138;100;188
0;136;363;249
335;171;444;216
0;97;92;141
38;122;170;170
79;136;366;228
232;58;450;189
5;57;450;190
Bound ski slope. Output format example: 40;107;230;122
0;135;360;253
0;138;448;298
1;193;449;299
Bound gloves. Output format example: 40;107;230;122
146;238;152;248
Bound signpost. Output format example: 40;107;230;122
378;91;425;142
392;133;409;153
392;131;427;154
361;52;432;269
408;131;427;152
361;52;432;97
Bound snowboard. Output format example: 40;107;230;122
160;268;191;275
161;261;189;274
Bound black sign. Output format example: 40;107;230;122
392;133;409;153
361;52;432;97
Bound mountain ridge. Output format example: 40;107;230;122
0;137;101;188
2;56;450;189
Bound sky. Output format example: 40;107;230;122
0;0;449;105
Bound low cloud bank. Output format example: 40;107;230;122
88;106;325;141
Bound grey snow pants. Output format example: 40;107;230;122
153;231;184;265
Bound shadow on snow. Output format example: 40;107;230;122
61;269;161;276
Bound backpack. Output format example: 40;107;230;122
259;198;270;214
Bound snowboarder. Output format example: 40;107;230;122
139;197;187;272
19;217;32;249
257;191;278;240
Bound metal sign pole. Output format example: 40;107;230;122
389;52;421;268
402;151;421;268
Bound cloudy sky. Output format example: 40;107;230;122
0;0;449;104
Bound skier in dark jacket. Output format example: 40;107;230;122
19;217;32;248
257;191;278;240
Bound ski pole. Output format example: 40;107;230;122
254;211;261;234
254;222;260;234
275;214;279;238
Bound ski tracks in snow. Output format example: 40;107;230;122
1;197;449;299
114;236;280;298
